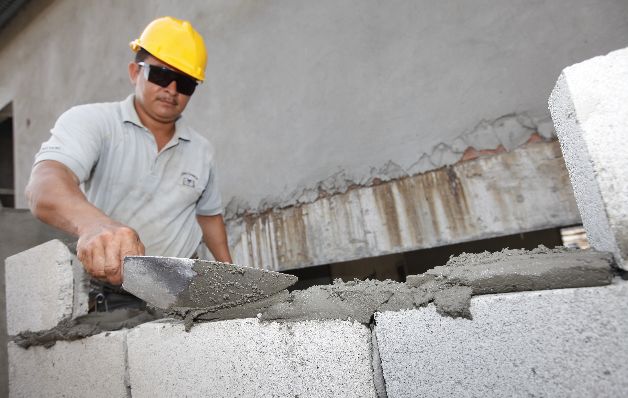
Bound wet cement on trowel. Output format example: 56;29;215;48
12;308;161;349
167;261;297;331
171;246;616;327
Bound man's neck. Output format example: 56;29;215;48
133;99;176;152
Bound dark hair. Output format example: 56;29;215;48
134;48;151;63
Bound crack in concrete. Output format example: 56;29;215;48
224;112;556;220
370;324;389;398
123;332;132;398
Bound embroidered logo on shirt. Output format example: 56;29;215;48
181;172;198;188
40;144;62;152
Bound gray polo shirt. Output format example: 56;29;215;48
34;94;222;258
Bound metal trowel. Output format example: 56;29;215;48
122;256;297;310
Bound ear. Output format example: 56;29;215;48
129;62;140;84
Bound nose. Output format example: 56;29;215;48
164;79;177;94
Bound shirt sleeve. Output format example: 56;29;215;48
34;105;104;183
196;158;223;216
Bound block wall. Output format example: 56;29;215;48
5;240;628;397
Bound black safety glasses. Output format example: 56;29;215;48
137;62;198;96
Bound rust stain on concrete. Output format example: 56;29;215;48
372;183;403;249
230;141;581;271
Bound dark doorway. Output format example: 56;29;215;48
0;109;15;208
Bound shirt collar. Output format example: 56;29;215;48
121;94;191;142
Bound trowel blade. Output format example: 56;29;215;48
122;256;297;310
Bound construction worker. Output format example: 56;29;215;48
26;17;232;286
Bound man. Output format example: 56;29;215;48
26;17;232;286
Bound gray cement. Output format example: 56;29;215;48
260;246;614;323
159;246;614;328
11;308;160;349
186;261;297;308
415;245;616;294
8;246;617;346
174;290;291;332
122;256;297;310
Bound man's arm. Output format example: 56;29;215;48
26;160;144;284
197;214;232;263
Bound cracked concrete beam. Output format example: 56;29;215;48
227;141;580;271
224;114;555;220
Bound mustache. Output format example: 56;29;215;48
157;95;178;105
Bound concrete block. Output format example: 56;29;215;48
375;281;628;398
127;318;376;397
5;239;89;335
0;210;71;398
8;330;128;398
549;47;628;269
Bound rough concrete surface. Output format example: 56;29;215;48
0;209;70;398
12;308;160;349
229;141;582;271
375;281;628;398
5;239;88;335
261;247;613;324
412;245;615;294
123;256;296;311
8;330;128;398
549;46;628;269
178;290;290;331
127;318;376;398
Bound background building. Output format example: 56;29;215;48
2;1;628;396
1;1;627;277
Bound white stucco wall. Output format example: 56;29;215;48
1;0;627;215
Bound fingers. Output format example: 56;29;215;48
77;223;144;286
91;242;107;280
104;237;122;285
119;230;144;284
77;236;106;280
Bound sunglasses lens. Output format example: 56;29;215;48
146;68;172;88
144;64;197;96
175;77;197;96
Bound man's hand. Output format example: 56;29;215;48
26;160;145;285
77;222;145;285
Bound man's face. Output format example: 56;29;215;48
128;55;194;124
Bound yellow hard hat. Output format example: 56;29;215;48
130;16;207;82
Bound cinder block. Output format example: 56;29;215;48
5;239;89;335
8;330;128;398
127;318;376;397
549;47;628;269
375;281;628;398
